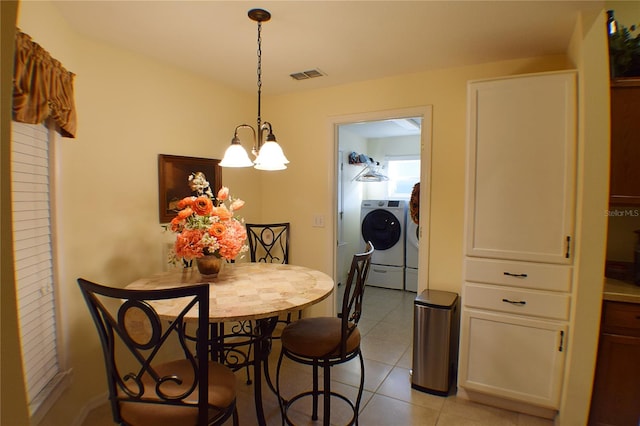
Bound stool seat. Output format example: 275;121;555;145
119;360;237;426
281;317;360;358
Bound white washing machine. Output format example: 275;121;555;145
360;200;406;290
405;219;419;292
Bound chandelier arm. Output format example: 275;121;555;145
234;124;256;139
255;121;269;151
234;124;258;156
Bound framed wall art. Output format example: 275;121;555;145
158;154;221;223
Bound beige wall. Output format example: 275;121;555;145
6;2;609;425
1;1;31;425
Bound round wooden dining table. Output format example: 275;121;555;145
126;262;334;425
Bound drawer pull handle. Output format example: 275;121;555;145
503;272;528;278
502;298;526;305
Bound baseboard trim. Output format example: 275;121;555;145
457;387;558;420
70;392;108;426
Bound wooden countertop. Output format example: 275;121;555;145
604;277;640;304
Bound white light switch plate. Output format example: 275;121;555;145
312;214;325;228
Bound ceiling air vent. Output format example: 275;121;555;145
290;69;325;81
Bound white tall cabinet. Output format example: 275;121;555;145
458;71;577;413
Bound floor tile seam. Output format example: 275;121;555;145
360;341;412;359
324;376;388;397
360;352;403;367
359;392;444;426
372;390;444;415
438;401;520;425
374;324;413;330
276;383;372;425
361;335;413;346
358;320;382;337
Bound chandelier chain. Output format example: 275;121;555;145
256;21;263;128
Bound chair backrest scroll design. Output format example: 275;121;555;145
245;222;290;264
78;278;210;425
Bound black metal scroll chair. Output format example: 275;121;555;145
246;222;290;264
275;242;374;426
245;222;298;325
77;278;238;426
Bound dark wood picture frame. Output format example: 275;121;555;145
158;154;221;223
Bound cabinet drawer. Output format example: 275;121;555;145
465;258;572;292
602;301;640;337
464;283;571;320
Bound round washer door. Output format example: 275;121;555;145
361;209;402;250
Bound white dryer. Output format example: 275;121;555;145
360;200;406;290
406;219;419;269
405;219;419;292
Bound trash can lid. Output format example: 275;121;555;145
415;289;458;309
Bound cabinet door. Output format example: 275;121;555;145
589;333;640;426
458;308;567;408
465;71;576;264
610;83;640;205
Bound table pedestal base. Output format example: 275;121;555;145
206;317;279;426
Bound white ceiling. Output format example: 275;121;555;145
341;118;423;138
51;0;604;98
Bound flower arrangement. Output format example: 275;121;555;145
167;172;248;264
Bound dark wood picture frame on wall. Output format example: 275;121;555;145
158;154;221;223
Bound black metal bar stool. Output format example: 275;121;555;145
275;242;374;426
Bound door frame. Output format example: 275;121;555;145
329;105;433;294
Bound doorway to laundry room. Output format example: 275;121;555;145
333;106;432;294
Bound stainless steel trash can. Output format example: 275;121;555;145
411;289;460;396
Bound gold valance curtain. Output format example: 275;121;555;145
13;30;77;138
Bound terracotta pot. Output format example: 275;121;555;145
196;255;223;277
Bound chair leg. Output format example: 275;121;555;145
232;406;239;426
355;351;365;426
323;360;331;426
312;361;319;421
275;349;286;426
244;320;253;385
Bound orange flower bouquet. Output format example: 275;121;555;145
167;172;248;266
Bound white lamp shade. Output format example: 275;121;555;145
253;141;289;170
220;143;253;168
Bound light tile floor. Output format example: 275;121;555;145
82;286;555;426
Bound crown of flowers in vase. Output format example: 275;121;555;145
167;172;248;263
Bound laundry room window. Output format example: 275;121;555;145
386;156;420;199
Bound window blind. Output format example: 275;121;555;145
11;121;60;413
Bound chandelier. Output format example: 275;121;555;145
219;8;289;171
